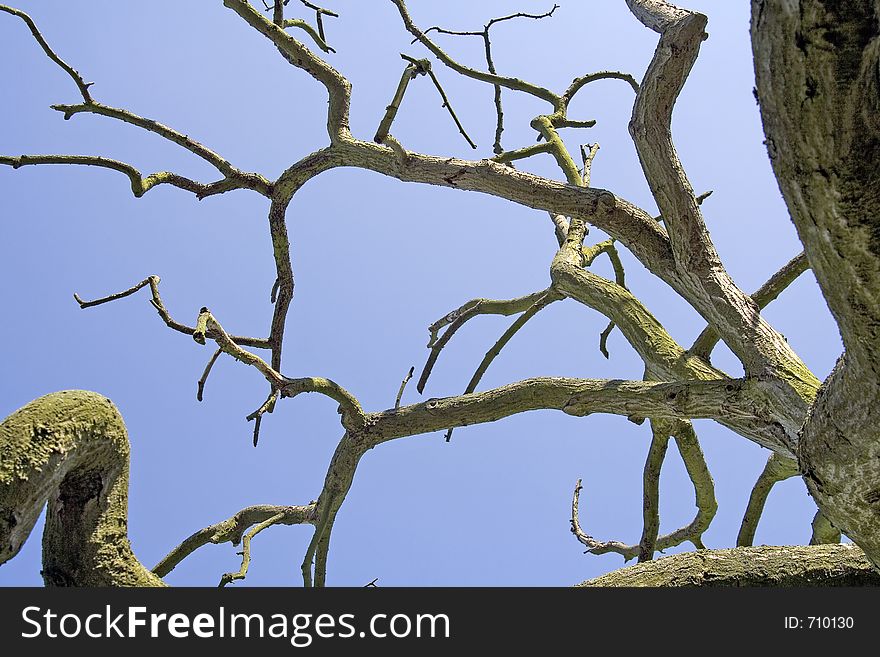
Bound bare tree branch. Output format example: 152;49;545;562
417;4;560;153
224;0;351;142
75;276;271;349
624;0;814;389
0;155;245;200
219;512;287;587
810;511;841;546
736;452;799;547
572;419;716;562
0;4;94;102
197;349;224;402
153;504;316;577
638;422;672;561
691;252;809;360
418;289;549;393
580;544;880;586
392;0;559;106
445;290;562;441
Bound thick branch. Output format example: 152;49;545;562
580;544;880;586
1;392;164;586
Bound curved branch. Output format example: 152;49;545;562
418;289;549;393
0;4;93;102
283;18;335;53
1;391;164;586
75;275;271;349
580;544;880;586
0;155;242;200
562;70;639;108
153;503;316;577
736;452;799;547
626;1;813;387
572;420;717;564
224;0;351;142
390;0;560;106
690;252;809;360
445;290;562;441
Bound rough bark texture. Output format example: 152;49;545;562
752;0;880;567
0;391;163;586
580;544;880;586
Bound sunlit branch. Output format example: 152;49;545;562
153;504;316;577
690;252;809;360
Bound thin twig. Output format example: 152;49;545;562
445;290;561;441
638;422;672;562
422;67;477;149
580;143;601;187
0;155;244;200
283;18;336;53
736;452;799;546
74;275;270;349
416;4;559;153
73;277;152;308
219;512;286;587
153;503;316;577
691;252;809;360
395;366;415;409
374;57;429;144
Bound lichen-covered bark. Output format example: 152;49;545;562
752;0;880;567
0;391;164;586
580;544;880;586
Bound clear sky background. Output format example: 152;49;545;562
0;1;842;586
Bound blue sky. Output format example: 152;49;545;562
0;1;841;586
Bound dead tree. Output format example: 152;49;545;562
2;0;880;586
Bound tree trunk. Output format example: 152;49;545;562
751;0;880;567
